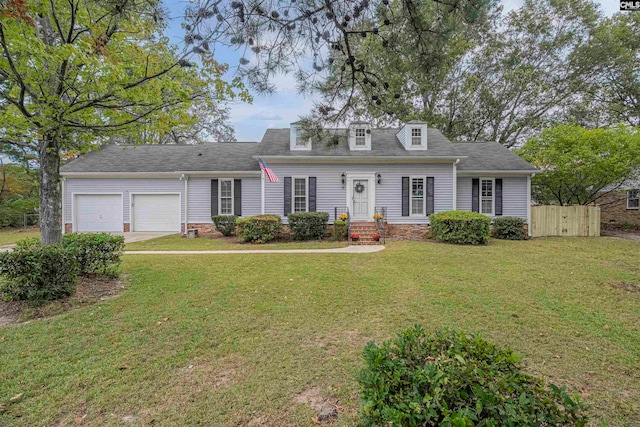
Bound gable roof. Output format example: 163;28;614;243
454;141;537;172
61;143;260;173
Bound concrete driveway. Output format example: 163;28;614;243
112;232;176;243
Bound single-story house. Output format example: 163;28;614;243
598;177;640;229
60;120;537;238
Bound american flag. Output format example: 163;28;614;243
259;158;280;183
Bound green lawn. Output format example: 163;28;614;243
126;233;348;251
1;238;639;426
0;229;39;246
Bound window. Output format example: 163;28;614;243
295;128;307;146
411;128;422;146
628;189;639;209
411;177;424;215
293;177;308;213
355;128;366;146
480;178;493;215
219;179;234;215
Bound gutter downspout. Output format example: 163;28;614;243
452;159;460;211
61;177;66;234
181;174;189;235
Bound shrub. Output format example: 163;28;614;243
236;214;282;243
63;233;125;276
0;244;79;303
287;212;329;240
212;215;238;236
359;326;588;427
332;220;348;241
492;216;527;240
430;210;491;244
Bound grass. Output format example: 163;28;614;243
125;233;348;251
1;237;639;426
0;228;39;246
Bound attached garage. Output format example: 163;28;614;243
74;194;123;232
131;193;181;232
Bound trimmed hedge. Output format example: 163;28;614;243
236;214;282;243
359;326;588;426
287;212;329;240
430;210;491;245
332;220;348;241
492;216;527;240
0;244;79;303
63;233;125;276
212;215;238;236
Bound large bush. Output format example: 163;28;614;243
430;210;491;244
287;212;329;240
492;217;528;240
212;215;238;236
332;220;348;241
359;326;588;427
0;198;39;228
0;244;79;303
236;214;282;243
63;233;125;276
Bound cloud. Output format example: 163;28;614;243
249;111;284;120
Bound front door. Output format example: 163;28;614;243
351;179;370;220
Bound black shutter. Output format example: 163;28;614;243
402;177;409;216
234;179;242;217
211;179;219;216
308;177;317;212
472;178;479;213
495;178;503;216
284;177;292;215
426;177;435;215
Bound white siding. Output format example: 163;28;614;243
264;163;455;224
187;177;261;223
456;176;528;220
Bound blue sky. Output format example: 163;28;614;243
162;0;619;142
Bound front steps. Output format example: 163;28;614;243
349;222;383;245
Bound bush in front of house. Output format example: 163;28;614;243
492;216;528;240
429;210;491;244
0;243;79;303
359;325;588;427
332;220;348;241
236;214;282;243
63;233;125;276
287;212;329;240
212;215;238;236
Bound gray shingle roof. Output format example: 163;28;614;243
61;143;260;173
257;128;460;157
453;141;537;172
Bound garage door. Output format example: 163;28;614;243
131;194;181;232
75;194;123;232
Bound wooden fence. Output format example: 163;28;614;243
530;205;600;237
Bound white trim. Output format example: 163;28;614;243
291;176;309;213
458;170;538;177
346;172;376;221
182;175;189;235
218;179;234;216
479;177;495;216
61;171;261;178
256;156;463;164
261;170;265;214
527;175;532;237
129;192;182;232
61;178;66;234
627;189;639;210
452;160;459;210
409;176;426;217
71;192;124;233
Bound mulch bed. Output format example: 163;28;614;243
0;275;124;327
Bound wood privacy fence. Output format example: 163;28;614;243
530;205;600;237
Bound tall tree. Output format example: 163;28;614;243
0;0;246;244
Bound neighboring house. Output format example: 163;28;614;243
60;120;537;238
598;177;640;229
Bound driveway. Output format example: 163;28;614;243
601;229;640;242
113;232;176;243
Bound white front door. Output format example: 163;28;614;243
348;175;374;221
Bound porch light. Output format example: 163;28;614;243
341;173;346;187
376;173;382;184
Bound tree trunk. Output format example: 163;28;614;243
39;135;62;245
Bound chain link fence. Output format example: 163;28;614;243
23;213;39;228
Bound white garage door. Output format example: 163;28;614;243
75;194;123;232
132;194;181;232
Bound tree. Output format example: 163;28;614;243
0;0;246;244
517;125;640;205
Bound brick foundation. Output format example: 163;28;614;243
187;223;216;235
64;223;72;234
124;223;130;232
599;190;640;230
385;223;431;240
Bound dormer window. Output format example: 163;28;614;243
290;122;311;151
348;121;372;151
411;128;422;146
295;128;306;146
355;128;366;146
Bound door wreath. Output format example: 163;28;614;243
354;182;365;193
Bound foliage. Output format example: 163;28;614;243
359;326;588;426
430;211;491;245
518;125;640;205
212;215;238;236
286;212;329;241
0;163;39;228
0;243;78;303
236;215;282;243
339;213;349;221
492;217;527;241
350;233;360;240
62;233;124;276
332;220;348;241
